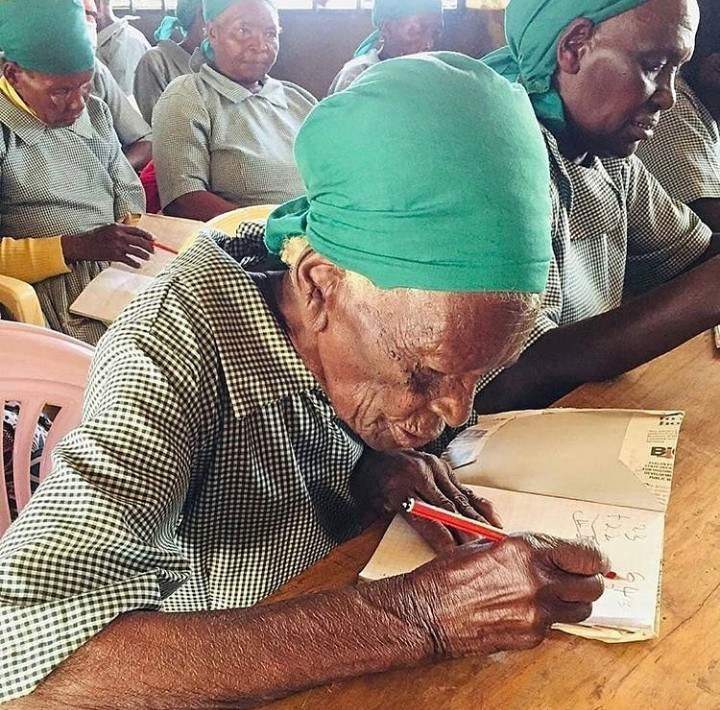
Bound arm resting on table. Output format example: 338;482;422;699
475;251;720;413
7;586;431;710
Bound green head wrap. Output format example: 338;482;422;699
155;0;203;42
483;0;650;133
354;0;443;57
0;0;95;75
265;52;553;294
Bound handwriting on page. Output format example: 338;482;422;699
360;484;665;631
569;509;658;624
573;511;647;544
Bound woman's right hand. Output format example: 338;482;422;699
364;533;608;661
61;224;155;268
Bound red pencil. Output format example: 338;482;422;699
154;241;179;255
403;498;506;541
403;498;621;580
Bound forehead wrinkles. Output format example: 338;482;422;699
222;0;279;26
597;0;699;45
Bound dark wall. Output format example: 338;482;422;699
123;9;504;98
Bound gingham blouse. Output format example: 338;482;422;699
0;226;365;703
637;76;720;206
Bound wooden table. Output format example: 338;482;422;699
261;333;720;710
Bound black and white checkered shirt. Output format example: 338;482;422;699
637;76;720;205
0;227;364;703
478;125;712;390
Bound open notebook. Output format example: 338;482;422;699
360;408;684;644
69;214;204;325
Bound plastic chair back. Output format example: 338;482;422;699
205;205;276;236
0;274;45;326
0;322;93;533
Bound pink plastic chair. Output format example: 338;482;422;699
0;322;94;534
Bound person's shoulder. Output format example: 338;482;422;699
276;79;317;106
136;44;166;69
331;56;373;92
343;53;376;73
156;72;204;109
85;94;115;133
126;22;151;48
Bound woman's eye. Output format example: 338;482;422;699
643;60;666;73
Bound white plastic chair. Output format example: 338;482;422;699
204;204;276;236
0;322;94;533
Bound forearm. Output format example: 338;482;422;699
475;254;720;413
0;236;70;282
163;191;239;222
10;583;431;710
122;141;153;173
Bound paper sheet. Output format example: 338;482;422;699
445;409;683;512
69;214;204;324
360;485;665;633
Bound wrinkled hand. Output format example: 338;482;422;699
364;534;609;660
352;449;501;551
62;224;155;268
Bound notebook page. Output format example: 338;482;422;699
360;485;664;632
69;268;155;325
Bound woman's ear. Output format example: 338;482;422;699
293;250;345;333
556;18;595;75
3;62;20;89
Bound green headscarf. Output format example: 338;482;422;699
154;0;203;42
203;0;248;22
483;0;650;133
266;52;553;294
354;0;443;57
0;0;95;75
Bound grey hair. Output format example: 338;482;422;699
279;235;543;313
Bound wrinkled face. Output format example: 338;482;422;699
316;286;536;451
557;0;699;158
208;0;280;86
381;12;443;58
4;63;93;128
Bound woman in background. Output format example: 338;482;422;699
134;0;206;125
328;0;443;94
153;0;315;221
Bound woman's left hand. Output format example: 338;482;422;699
353;449;502;553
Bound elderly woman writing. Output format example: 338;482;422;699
153;0;315;221
329;0;444;94
0;54;607;708
0;0;152;345
134;0;206;125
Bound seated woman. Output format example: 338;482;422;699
134;0;206;125
637;0;720;230
84;0;153;173
0;0;152;345
328;0;443;94
94;0;150;97
153;0;316;221
1;54;607;708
